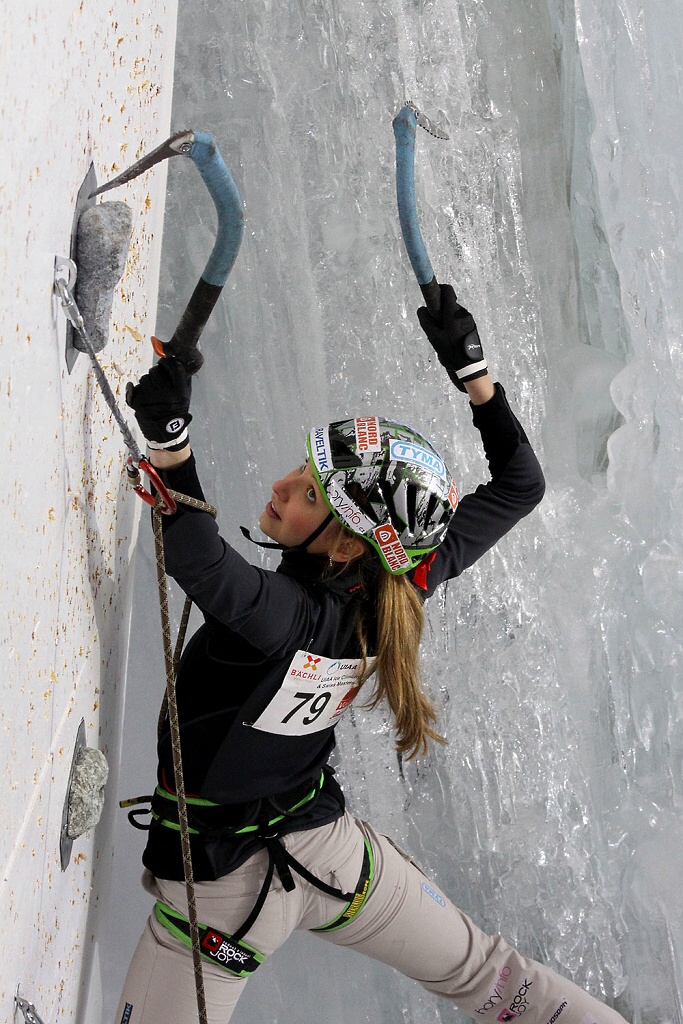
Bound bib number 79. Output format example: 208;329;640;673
281;691;332;726
249;650;372;736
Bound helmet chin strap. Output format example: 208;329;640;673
240;511;335;553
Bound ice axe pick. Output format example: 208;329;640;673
91;129;244;374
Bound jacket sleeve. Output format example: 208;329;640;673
153;455;316;656
418;383;545;596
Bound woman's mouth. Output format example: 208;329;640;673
265;500;281;521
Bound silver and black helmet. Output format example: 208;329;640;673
307;416;458;575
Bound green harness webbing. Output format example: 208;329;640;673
145;770;327;836
154;834;375;976
126;774;376;965
154;901;265;978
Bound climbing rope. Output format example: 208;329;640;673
151;487;217;1024
53;265;177;515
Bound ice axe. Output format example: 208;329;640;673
392;102;449;319
91;129;244;374
393;101;482;373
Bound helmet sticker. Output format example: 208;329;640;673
326;480;377;534
373;522;411;573
310;426;332;474
354;416;382;453
447;481;459;510
389;440;447;480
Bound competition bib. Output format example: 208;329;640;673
249;650;374;736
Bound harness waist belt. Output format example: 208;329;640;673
122;771;326;836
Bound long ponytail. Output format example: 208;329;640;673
327;524;446;759
356;565;447;760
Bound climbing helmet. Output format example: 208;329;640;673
306;416;459;575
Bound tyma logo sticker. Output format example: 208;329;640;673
389;440;446;479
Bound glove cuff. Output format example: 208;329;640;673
447;361;488;393
454;359;488;383
147;426;190;451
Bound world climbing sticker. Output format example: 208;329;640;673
249;650;376;736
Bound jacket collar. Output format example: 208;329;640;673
277;548;367;596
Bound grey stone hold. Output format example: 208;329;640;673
65;747;109;839
73;201;133;353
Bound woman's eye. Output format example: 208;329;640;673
306;487;317;503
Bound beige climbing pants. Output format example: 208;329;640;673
115;811;628;1024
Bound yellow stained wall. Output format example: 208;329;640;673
0;2;178;1020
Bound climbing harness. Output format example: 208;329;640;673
132;771;328;837
150;835;374;977
154;901;265;977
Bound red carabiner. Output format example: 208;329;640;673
126;457;177;515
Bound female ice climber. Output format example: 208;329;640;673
117;285;628;1024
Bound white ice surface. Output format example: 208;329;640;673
104;1;683;1021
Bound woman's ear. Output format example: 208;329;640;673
330;532;367;564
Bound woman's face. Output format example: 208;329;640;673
259;462;335;553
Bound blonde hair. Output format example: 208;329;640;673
328;527;446;759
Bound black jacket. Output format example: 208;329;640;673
142;384;545;879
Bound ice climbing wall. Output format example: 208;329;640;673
0;3;177;1022
105;0;682;1022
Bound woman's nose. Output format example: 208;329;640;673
272;475;289;501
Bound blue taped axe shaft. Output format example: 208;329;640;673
188;131;244;287
392;105;441;318
165;132;244;372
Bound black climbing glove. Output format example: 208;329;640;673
126;356;192;451
417;283;487;392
